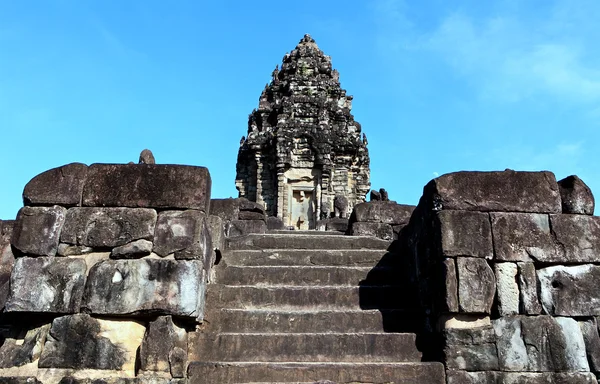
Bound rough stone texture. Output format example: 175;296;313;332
423;170;561;213
38;314;144;372
0;378;42;384
558;175;595;215
11;206;67;256
82;164;211;212
56;244;93;257
437;210;493;258
228;220;267;237
538;265;600;316
23;163;88;207
351;202;414;225
446;371;598;384
266;216;285;230
316;217;348;232
495;263;520;316
493;317;528;371
520;315;577;372
442;258;459;313
456;257;495;314
554;317;589;372
334;195;349;219
82;259;205;319
139;149;155;165
205;215;224;253
518;262;543;315
210;198;240;222
110;239;153;259
490;212;560;262
153;210;209;258
444;326;499;370
236;35;370;227
0;323;50;368
550;214;600;263
6;257;86;314
61;207;157;248
580;318;600;372
139;316;187;377
349;222;393;241
0;221;15;309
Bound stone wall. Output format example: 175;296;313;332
405;170;599;383
348;201;415;241
0;162;214;383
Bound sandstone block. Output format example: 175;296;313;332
228;220;267;237
558;175;595;215
424;170;561;213
518;262;542;315
139;316;187;376
580;319;600;372
490;212;560;262
0;221;15;309
6;257;86;314
325;218;349;232
57;244;93;257
350;201;415;225
238;211;266;221
456;257;495;314
538;265;600;316
550;214;600;263
12;206;67;256
82;164;211;211
266;216;285;230
437;210;493;258
350;222;393;241
60;207;157;248
0;323;50;368
153;210;211;264
493;317;528;371
442;258;458;312
447;371;598;384
205;215;224;252
210;198;240;222
110;239;153;259
38;314;144;372
82;259;205;319
495;263;520;316
444;325;499;370
555;317;590;372
23;163;88;207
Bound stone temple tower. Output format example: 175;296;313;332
236;34;370;230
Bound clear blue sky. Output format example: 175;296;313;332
1;0;598;219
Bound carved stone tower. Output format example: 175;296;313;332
236;34;370;230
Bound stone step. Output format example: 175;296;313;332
215;266;397;286
203;308;422;333
222;249;392;267
188;361;445;383
206;285;417;311
226;234;390;251
189;332;421;363
268;230;346;236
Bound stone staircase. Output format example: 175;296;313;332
187;232;445;383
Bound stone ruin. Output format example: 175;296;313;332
235;34;370;230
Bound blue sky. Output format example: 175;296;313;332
0;0;598;219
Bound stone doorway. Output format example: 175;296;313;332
290;190;315;230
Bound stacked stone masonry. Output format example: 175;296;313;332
404;169;599;383
0;162;217;383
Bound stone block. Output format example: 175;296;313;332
210;198;239;222
153;210;209;258
82;259;205;319
518;262;542;315
350;201;415;225
448;372;598;384
6;257;86;314
350;222;393;241
490;212;560;262
495;263;520;316
238;211;265;221
23;163;88;207
206;215;224;252
580;318;600;372
110;239;153;259
57;244;93;257
493;317;528;371
423;170;561;213
550;214;600;263
442;258;458;312
555;317;590;371
60;207;157;248
538;265;600;316
446;371;497;384
437;210;493;258
558;175;595;215
456;257;495;314
266;216;285;230
82;164;211;211
228;220;267;237
139;316;187;376
0;378;42;384
325;218;348;232
11;206;67;256
444;326;499;370
0;323;50;368
0;221;15;309
38;314;144;372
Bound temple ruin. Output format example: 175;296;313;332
235;34;370;230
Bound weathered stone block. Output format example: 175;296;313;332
538;265;600;316
23;163;88;207
0;323;50;368
495;263;519;316
580;318;600;372
444;326;499;370
110;239;153;259
442;258;458;312
0;221;15;309
228;220;267;237
6;257;86;314
555;316;590;372
518;262;542;315
209;198;240;222
351;201;415;225
205;215;224;252
437;210;493;258
153;210;209;258
550;214;600;263
38;314;144;372
448;371;598;384
558;175;595;215
11;206;67;256
0;378;42;384
82;259;205;319
490;212;560;262
60;207;157;248
423;170;561;213
456;257;495;314
493;317;528;371
139;316;187;376
266;216;285;230
56;244;93;257
350;222;393;241
325;217;349;232
82;164;211;211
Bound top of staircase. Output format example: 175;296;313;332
226;232;391;250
